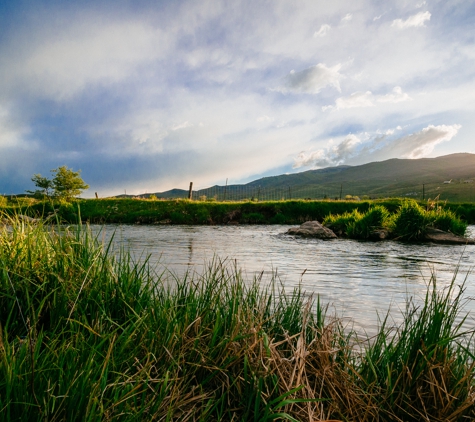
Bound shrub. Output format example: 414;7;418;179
390;199;428;240
323;209;363;235
346;205;390;239
427;208;468;236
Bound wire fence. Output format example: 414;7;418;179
150;181;475;203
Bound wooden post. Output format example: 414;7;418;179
188;182;193;200
224;178;228;201
95;192;98;199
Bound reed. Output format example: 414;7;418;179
1;213;474;421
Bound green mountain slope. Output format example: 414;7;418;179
154;153;475;202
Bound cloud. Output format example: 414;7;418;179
293;124;461;168
325;87;410;110
278;64;342;94
313;24;331;37
0;17;168;101
341;13;353;22
392;11;431;29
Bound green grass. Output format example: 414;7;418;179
1;214;475;420
322;199;469;241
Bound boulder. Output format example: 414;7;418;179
287;221;337;239
423;228;475;245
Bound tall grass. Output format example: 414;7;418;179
1;214;475;420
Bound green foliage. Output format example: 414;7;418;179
346;205;390;239
51;165;89;200
28;174;54;198
389;199;429;240
0;196;7;207
28;165;89;201
1;215;475;420
323;209;363;235
427;208;468;236
360;271;474;420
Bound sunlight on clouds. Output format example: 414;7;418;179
293;124;460;169
392;11;431;29
325;87;410;110
279;64;342;94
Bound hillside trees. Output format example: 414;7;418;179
28;166;89;201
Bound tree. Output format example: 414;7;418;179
28;166;89;201
52;166;89;200
28;174;54;198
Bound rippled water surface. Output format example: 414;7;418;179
94;224;475;334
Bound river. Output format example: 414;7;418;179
94;224;475;335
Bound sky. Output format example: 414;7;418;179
1;0;474;197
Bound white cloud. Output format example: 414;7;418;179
314;24;331;37
341;13;353;22
335;91;375;109
377;86;410;103
391;124;461;158
0;105;31;149
0;18;168;101
392;11;431;29
326;86;410;110
279;64;342;94
293;124;461;168
294;134;361;168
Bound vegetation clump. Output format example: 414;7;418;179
324;199;468;241
1;214;475;420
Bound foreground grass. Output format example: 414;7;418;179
1;215;475;421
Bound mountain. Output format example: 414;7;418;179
151;153;475;202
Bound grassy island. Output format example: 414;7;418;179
1;215;475;420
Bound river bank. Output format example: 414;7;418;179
1;215;475;420
4;197;475;225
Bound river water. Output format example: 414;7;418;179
94;224;475;335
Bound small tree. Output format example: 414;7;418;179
28;166;89;201
52;166;89;200
28;174;54;199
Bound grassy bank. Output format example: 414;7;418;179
1;215;475;421
3;196;475;225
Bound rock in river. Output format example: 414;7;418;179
286;221;337;239
424;228;475;245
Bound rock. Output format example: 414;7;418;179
287;221;337;239
369;229;389;240
424;228;475;245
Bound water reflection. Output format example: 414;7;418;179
94;224;475;335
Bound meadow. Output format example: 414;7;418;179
1;214;475;421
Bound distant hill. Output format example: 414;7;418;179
144;153;475;202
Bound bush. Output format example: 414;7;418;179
390;199;428;240
323;209;363;235
346;205;389;239
427;208;468;236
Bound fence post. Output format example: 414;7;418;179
339;184;343;200
188;182;193;200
